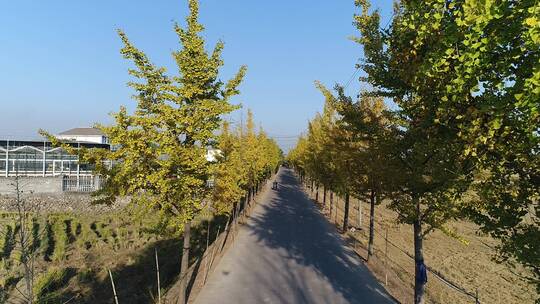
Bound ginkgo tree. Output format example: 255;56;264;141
353;1;479;302
289;86;347;222
290;79;471;304
354;0;539;302
211;121;247;215
290;83;368;234
42;1;248;303
332;86;397;261
398;1;540;293
293;81;400;262
212;111;282;215
306;83;340;208
242;110;282;197
288;135;309;181
292;0;537;303
315;84;359;233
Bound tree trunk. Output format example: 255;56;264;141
178;221;191;304
323;186;327;208
414;200;426;304
330;191;334;218
311;180;314;195
368;189;376;260
315;184;319;202
357;198;362;228
342;193;350;232
236;200;242;222
232;202;238;223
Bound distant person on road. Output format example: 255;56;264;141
272;181;278;190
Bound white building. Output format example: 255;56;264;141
57;127;109;144
0;139;110;193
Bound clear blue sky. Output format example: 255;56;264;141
0;0;393;151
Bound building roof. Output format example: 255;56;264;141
58;127;105;136
0;139;109;150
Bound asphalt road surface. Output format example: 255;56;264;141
194;168;395;304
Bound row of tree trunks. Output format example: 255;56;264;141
300;174;424;303
323;186;378;265
309;181;385;278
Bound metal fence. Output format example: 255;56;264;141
303;181;484;304
62;175;102;192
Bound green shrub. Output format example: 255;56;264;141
1;274;21;297
31;218;41;253
43;220;54;261
0;224;8;259
76;267;95;283
63;218;75;244
71;218;82;237
76;219;96;250
1;223;15;261
98;222;111;240
51;217;68;262
10;224;22;267
89;221;101;238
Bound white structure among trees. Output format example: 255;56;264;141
0;139;109;178
0;127;111;192
56;127;109;144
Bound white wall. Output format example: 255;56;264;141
0;176;63;195
57;135;107;144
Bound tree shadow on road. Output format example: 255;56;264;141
244;169;395;304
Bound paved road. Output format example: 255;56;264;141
194;168;395;304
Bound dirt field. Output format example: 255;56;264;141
0;207;228;304
307;186;537;304
0;179;273;304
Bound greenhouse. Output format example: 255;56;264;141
0;140;110;177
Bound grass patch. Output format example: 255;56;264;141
0;206;232;303
34;267;75;303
